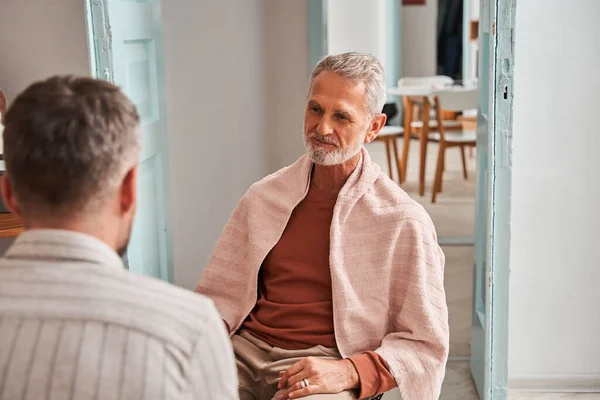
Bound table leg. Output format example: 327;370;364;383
400;96;413;183
419;98;431;196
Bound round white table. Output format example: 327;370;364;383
388;84;474;97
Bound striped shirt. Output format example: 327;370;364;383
0;229;238;400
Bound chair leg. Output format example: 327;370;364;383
442;138;446;173
438;146;445;193
400;130;410;183
385;138;393;179
418;91;431;197
469;146;474;158
400;96;413;183
460;145;468;180
391;135;402;185
432;144;445;203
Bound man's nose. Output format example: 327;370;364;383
316;116;334;136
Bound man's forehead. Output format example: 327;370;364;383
307;97;356;114
308;71;367;111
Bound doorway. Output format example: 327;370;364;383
311;0;513;399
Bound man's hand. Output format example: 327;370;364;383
273;357;359;399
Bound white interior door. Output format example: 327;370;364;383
86;0;174;282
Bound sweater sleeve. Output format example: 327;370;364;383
348;352;397;398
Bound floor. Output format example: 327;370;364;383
366;137;600;400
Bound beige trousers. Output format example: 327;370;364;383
233;330;358;400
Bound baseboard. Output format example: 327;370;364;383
510;374;600;393
448;355;470;362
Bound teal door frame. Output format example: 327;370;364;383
83;0;175;283
309;1;514;399
384;0;403;89
471;0;514;398
485;0;514;397
307;0;327;72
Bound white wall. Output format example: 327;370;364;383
509;0;600;390
0;0;89;102
0;0;89;253
327;0;387;65
162;0;270;289
266;0;309;172
462;0;479;85
402;1;438;77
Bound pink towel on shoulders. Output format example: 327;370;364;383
196;147;449;400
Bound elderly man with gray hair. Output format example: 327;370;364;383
196;52;449;400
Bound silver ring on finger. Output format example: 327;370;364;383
300;378;309;389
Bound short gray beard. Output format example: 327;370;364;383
303;129;367;166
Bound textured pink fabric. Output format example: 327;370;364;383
195;148;449;400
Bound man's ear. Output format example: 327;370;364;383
1;174;22;217
364;113;387;144
119;166;138;215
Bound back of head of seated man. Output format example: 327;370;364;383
0;76;238;400
196;52;449;400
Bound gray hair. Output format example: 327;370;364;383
309;52;387;116
2;75;140;217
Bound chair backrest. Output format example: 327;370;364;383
432;88;479;112
432;88;478;142
398;75;454;88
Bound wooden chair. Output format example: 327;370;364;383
397;76;463;185
373;125;404;183
0;89;22;236
0;214;24;238
401;76;463;135
0;88;6;156
430;89;478;203
0;88;7;117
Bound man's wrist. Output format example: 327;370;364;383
342;358;360;390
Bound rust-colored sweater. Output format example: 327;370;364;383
243;183;397;398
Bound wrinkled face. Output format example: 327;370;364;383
303;71;372;166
